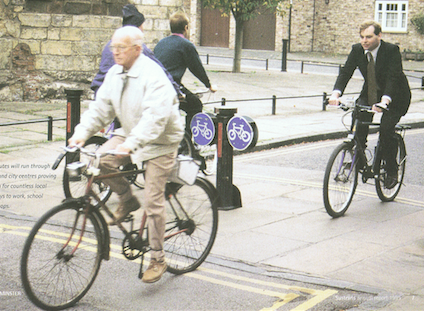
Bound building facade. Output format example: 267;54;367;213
0;0;422;101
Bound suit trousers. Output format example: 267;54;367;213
354;102;401;176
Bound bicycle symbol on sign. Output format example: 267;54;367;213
192;120;214;140
228;123;251;142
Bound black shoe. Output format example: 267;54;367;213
384;175;398;189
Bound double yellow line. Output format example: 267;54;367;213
2;222;337;310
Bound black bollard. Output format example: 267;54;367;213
281;39;288;72
214;107;241;210
65;89;83;163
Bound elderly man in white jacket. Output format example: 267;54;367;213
68;26;184;283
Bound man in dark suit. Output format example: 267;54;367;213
329;21;411;189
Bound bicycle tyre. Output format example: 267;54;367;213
21;202;103;310
199;145;217;176
375;133;406;202
164;177;218;274
178;131;195;157
63;136;112;205
323;142;358;218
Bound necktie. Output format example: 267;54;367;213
367;52;377;106
120;73;128;104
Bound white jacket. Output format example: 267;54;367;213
73;53;184;163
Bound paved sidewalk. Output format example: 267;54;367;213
1;48;424;310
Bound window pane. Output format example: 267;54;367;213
386;12;397;27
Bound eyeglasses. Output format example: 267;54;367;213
109;44;136;52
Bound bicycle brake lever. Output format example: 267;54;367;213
52;152;66;170
374;102;389;111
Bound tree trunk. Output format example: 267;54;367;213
232;18;244;73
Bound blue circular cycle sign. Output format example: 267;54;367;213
190;113;215;146
227;116;254;150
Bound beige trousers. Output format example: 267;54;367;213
97;135;176;261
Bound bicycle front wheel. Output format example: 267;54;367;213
63;136;112;205
323;142;358;218
375;133;406;202
21;202;103;310
164;178;218;274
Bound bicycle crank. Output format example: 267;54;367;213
122;231;148;260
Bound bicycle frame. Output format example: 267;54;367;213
66;157;200;267
337;99;410;182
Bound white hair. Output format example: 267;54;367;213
112;26;144;47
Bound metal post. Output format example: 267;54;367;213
214;107;241;210
266;59;269;71
206;54;209;65
281;39;288;72
47;116;53;141
322;92;328;111
272;95;276;115
422;76;424;90
65;89;83;163
221;97;226;106
301;61;304;74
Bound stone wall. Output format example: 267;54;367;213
0;0;186;101
289;0;424;54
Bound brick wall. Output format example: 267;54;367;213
0;0;185;101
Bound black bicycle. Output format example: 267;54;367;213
323;100;410;218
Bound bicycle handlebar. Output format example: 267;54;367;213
325;97;387;113
63;145;129;157
51;146;129;171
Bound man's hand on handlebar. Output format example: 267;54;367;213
115;144;131;159
209;84;217;93
372;102;389;113
328;95;340;106
68;137;85;148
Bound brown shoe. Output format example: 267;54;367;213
108;196;140;225
142;259;167;283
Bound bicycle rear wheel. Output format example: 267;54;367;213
164;178;218;274
63;136;112;205
21;202;103;310
178;131;195;157
198;144;217;176
375;133;406;202
323;142;358;218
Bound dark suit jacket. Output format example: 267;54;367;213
334;40;411;116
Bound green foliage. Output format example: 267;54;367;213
201;0;286;21
411;13;424;35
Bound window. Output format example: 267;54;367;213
375;1;408;32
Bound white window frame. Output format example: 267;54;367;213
375;1;408;33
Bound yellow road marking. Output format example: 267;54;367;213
2;223;336;310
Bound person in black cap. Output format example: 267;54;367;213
91;4;145;95
91;4;180;129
